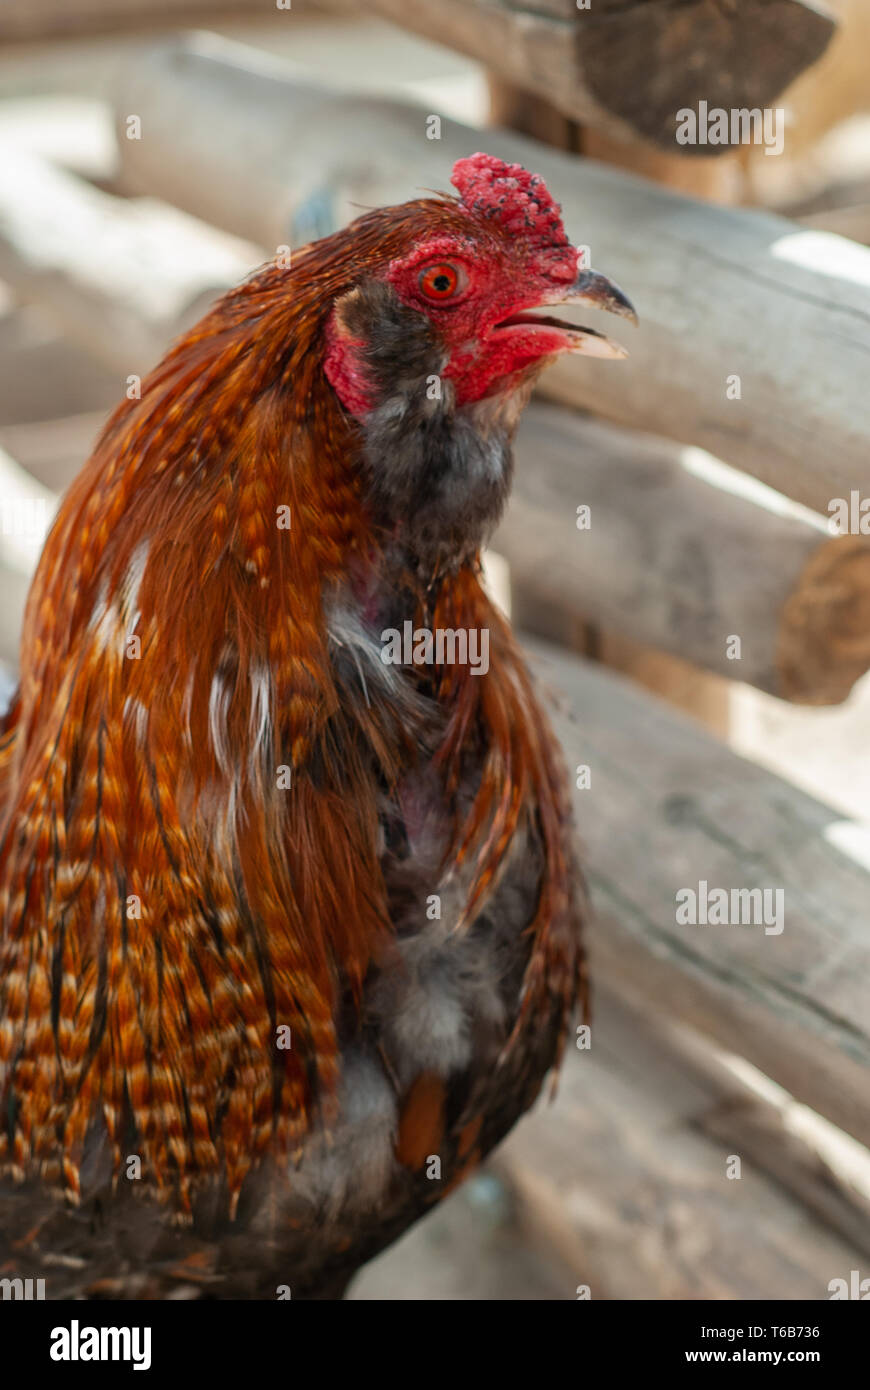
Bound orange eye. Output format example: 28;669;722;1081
418;262;465;301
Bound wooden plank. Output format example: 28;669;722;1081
0;308;121;424
0;563;33;672
502;403;870;704
798;202;870;245
594;630;731;735
0;447;57;668
113;35;870;516
495;988;869;1298
598;985;870;1263
358;0;835;150
0;413;107;494
528;636;870;1151
0;149;254;374
0;0;270;43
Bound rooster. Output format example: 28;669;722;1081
0;153;634;1299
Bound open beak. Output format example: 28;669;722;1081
494;267;638;360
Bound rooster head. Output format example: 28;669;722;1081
324;151;636;419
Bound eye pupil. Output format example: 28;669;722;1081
433;274;450;292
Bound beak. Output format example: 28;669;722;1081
561;269;638;327
497;266;637;360
545;266;637;358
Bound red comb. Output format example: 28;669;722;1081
451;152;571;249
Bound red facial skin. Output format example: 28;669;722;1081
322;319;376;420
391;233;581;404
325;230;583;417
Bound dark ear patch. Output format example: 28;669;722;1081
338;278;514;571
337;278;446;404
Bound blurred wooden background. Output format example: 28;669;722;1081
1;0;870;1299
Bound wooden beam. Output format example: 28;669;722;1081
112;35;870;516
501;403;870;705
0;150;254;375
0;307;120;424
495;988;870;1297
600;985;870;1262
530;635;870;1152
0;446;57;668
0;412;106;493
0;0;275;44
358;0;836;151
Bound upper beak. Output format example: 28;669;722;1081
544;266;637;358
561;269;638;327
